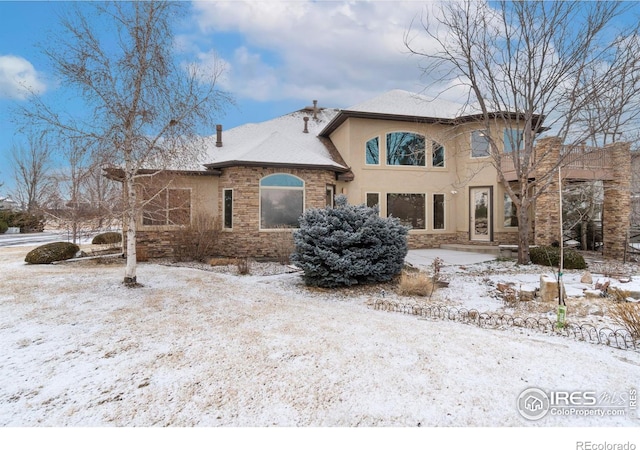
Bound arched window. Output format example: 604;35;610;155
386;132;425;166
260;174;304;229
365;136;379;165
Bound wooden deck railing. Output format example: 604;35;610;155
500;144;615;181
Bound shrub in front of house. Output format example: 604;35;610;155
529;245;587;270
25;242;80;264
92;231;122;245
292;195;409;287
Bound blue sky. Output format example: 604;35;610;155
0;0;436;194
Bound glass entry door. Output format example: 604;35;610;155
470;187;492;241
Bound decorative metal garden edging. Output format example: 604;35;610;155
372;299;638;351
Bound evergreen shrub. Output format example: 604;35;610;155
529;245;587;269
25;242;80;264
92;231;122;245
291;195;409;287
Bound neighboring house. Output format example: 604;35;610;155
0;197;18;211
110;89;631;260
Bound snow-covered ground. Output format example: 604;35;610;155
1;246;639;438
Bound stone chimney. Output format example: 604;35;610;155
216;124;223;147
303;116;309;133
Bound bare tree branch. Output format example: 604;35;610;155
16;1;232;285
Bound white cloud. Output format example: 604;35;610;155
0;55;47;100
189;0;447;107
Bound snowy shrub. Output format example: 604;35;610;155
291;195;409;287
530;246;586;270
25;242;80;264
92;232;122;245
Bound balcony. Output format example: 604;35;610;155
500;144;615;182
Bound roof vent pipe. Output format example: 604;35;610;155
216;124;223;147
303;116;309;133
312;100;318;119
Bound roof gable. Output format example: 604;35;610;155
202;107;349;172
320;89;487;137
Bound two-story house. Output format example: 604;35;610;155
120;89;630;260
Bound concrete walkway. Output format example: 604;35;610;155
405;248;496;269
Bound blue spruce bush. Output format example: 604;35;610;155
291;195;409;287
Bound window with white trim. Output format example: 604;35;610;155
365;137;380;165
471;130;490;157
387;193;426;229
504;128;523;153
142;188;191;226
223;189;233;229
260;174;304;229
433;194;445;230
366;192;379;208
386;132;426;166
504;193;518;227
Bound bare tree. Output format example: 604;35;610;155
9;132;53;214
406;1;640;263
45;137;94;244
18;2;230;285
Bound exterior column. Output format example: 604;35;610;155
533;137;562;246
602;142;631;259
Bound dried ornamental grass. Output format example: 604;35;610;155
608;302;640;339
398;271;435;297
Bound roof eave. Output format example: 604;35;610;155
203;160;351;173
103;167;221;182
319;110;546;137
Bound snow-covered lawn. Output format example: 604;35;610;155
1;246;639;428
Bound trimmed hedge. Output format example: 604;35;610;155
530;245;587;270
92;231;122;245
25;242;80;264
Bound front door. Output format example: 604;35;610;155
470;187;492;241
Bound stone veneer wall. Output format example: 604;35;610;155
533;137;563;247
135;230;183;260
408;233;458;249
216;166;337;259
602;142;631;259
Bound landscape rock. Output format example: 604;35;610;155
539;274;558;302
580;271;593;284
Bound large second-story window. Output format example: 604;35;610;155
260;174;304;229
432;142;445;167
504;128;523;153
472;130;490;157
365;137;379;165
386;132;426;166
